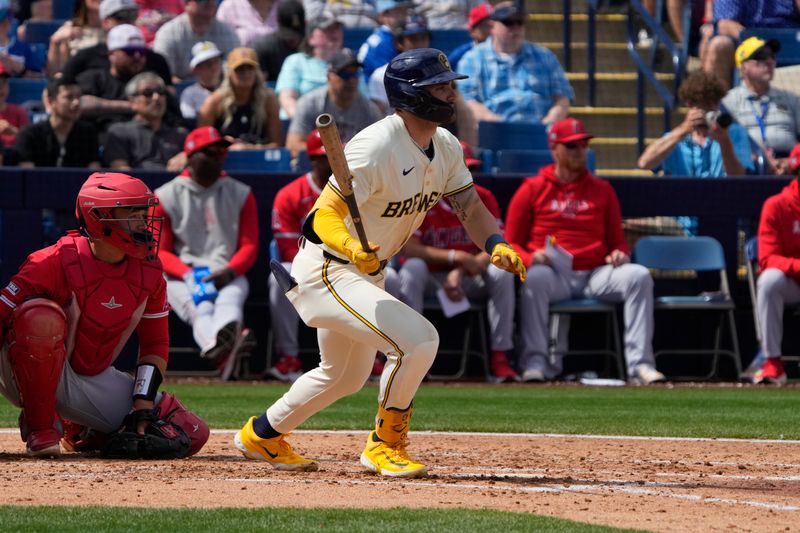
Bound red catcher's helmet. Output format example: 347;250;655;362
305;129;327;157
75;172;162;261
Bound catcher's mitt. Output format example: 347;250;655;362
102;409;192;459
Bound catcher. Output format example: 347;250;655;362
0;172;209;458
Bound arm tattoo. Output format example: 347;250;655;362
448;195;468;221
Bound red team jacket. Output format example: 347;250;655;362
271;173;323;262
504;164;628;271
758;178;800;281
0;233;170;375
413;184;502;272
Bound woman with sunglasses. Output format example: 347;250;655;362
197;47;281;149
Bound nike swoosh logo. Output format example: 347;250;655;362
402;167;414;176
381;451;408;467
258;443;278;459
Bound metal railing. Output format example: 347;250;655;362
625;0;686;154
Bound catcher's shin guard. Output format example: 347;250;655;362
8;299;67;451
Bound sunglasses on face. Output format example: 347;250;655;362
198;145;228;156
562;140;588;149
336;68;361;80
121;47;146;57
499;18;525;28
234;64;256;74
748;49;775;62
136;86;167;98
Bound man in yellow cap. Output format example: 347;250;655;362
721;36;800;174
700;1;800;89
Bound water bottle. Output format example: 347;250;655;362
191;266;218;304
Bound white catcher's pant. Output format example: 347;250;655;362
266;242;438;433
167;275;249;352
519;263;655;379
757;268;800;357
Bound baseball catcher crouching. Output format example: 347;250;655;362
0;172;209;458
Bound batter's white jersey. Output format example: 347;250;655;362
323;114;474;261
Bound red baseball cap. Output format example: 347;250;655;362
459;140;482;170
184;126;232;156
548;117;594;147
306;129;327;157
789;143;800;172
468;3;493;30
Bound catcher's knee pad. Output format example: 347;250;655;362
157;392;210;456
8;299;67;432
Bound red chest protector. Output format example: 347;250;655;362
57;233;162;376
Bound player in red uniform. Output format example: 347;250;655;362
398;144;518;381
0;172;209;457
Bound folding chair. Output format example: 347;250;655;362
23;20;65;45
633;236;742;379
425;298;490;380
744;237;800;373
7;78;46;105
430;29;471;57
549;298;625;379
224;148;292;172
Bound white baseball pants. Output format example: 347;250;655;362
265;242;438;434
167;276;249;352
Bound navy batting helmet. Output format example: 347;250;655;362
384;48;467;124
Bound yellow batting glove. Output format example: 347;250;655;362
491;243;527;283
344;238;382;274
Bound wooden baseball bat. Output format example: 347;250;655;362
315;113;373;253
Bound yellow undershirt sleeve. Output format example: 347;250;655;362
310;184;355;257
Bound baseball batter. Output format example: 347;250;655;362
235;48;526;477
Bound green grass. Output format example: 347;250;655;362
2;382;796;439
0;506;644;533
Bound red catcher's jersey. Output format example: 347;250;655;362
271;173;323;262
0;234;170;375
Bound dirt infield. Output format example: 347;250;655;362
0;430;798;532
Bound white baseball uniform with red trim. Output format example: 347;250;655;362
265;114;473;433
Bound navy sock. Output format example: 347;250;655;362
252;414;280;439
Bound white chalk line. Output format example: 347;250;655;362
2;428;799;445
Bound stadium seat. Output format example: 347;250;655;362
430;29;471;57
224;148;292;172
53;0;75;20
23;20;65;45
740;28;800;67
344;28;372;53
7;78;46;105
493;148;596;174
477;121;549;172
632;236;742;380
294;150;311;173
744;237;800;373
549;298;625;380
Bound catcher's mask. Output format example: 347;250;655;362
75;172;162;261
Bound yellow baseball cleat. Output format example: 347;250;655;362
234;416;318;471
360;430;428;478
